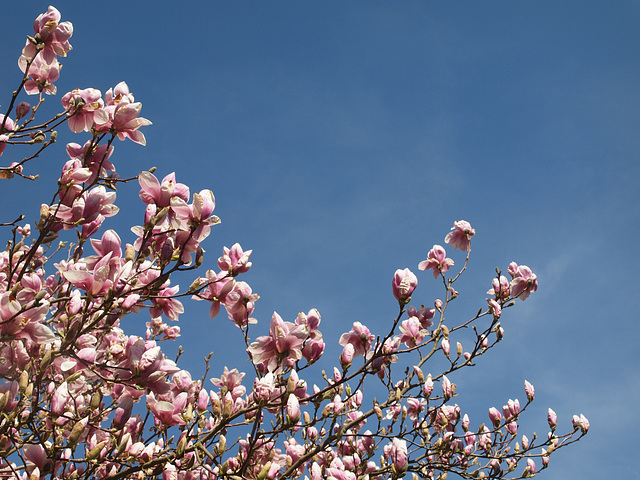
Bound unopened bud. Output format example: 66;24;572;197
67;420;85;447
125;245;136;262
18;371;29;392
215;435;227;456
87;440;107;460
223;398;233;417
195;246;204;267
90;391;102;410
15;102;30;120
31;131;46;143
257;461;272;480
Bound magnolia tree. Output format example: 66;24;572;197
0;6;588;480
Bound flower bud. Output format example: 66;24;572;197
547;408;558;430
441;338;450;356
488;407;502;427
31;131;46;143
524;380;535;402
392;268;418;304
15;102;30;120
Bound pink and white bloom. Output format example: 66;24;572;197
61;88;108;133
22;55;60;95
444;220;475;251
508;262;538;300
218;243;253;275
247;312;310;372
398;316;426;348
406;304;435;328
338;322;375;359
95;82;151;145
139;171;190;208
21;6;73;65
418;245;454;279
392;268;418;303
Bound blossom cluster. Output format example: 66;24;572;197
0;7;587;480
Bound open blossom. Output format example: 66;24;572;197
407;304;435;328
20;6;73;65
418;245;454;279
392;268;418;303
398;316;426;348
487;275;510;300
61;88;108;133
444;220;475;251
247;312;310;372
66;141;115;183
339;322;375;359
0;115;15;158
95;82;151;144
22;54;60;95
218;243;253;275
139;171;190;209
508;262;538;300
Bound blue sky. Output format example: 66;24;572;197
1;2;639;478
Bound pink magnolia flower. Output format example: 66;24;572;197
96;82;151;144
247;312;310;372
194;270;235;319
487;298;502;319
21;6;73;65
170;189;221;240
253;372;277;402
57;159;92;204
526;458;536;475
66;141;115;184
502;399;520;420
398;316;426;348
572;414;590;433
444;220;475;251
147;391;188;426
286;394;300;423
0;115;15;158
61;88;108;133
441;375;453;399
340;343;355;367
392;268;418;304
388;438;408;472
224;281;259;327
218;243;253;275
21;54;61;95
548;408;558;429
418;245;454;279
338;322;375;359
406;397;425;422
487;275;510;300
149;285;184;321
15;102;30;120
211;367;246;399
139;171;190;208
407;304;435;328
0;114;15;134
524;380;535;401
508;262;538;300
90;229;122;259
